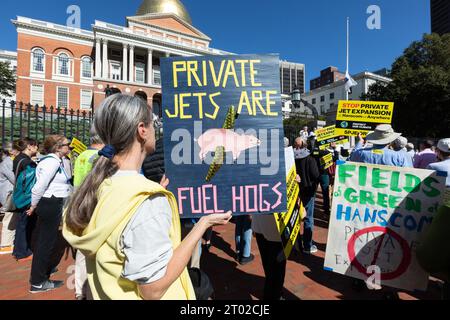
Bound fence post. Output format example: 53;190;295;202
64;107;68;137
1;99;5;147
50;106;54;134
70;108;74;138
42;105;47;141
34;104;39;141
76;110;80;138
10;101;15;143
82;111;86;143
27;103;31;138
19;102;23;140
56;107;61;134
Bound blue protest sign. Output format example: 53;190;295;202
162;54;287;218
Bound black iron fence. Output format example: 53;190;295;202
1;100;94;147
1;99;163;148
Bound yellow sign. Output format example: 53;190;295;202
320;153;334;170
315;125;349;150
335;100;394;136
315;126;337;142
69;138;87;159
274;147;304;258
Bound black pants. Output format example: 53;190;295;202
30;196;64;285
13;207;37;259
255;233;286;300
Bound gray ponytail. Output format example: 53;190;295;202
65;94;152;235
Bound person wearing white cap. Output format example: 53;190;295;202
349;124;413;167
417;138;450;300
426;138;450;188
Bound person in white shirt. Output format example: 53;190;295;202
27;135;73;293
299;126;309;140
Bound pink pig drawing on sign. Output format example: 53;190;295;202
196;129;261;161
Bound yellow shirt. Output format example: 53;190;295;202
63;174;195;300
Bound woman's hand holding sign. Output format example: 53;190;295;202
200;211;233;228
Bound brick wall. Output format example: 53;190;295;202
16;33;94;109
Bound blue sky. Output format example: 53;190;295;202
0;0;431;90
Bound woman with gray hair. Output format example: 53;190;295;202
63;94;231;300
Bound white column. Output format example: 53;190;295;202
129;45;135;83
102;39;108;79
123;44;128;82
95;39;102;78
147;49;153;85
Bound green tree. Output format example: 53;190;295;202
363;33;450;138
0;61;16;98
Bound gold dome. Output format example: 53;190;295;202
136;0;192;24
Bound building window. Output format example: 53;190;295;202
153;69;161;86
135;63;145;83
31;84;44;106
58;53;70;76
320;95;325;102
110;49;121;59
57;87;69;108
330;92;335;100
81;57;93;78
80;90;92;110
312;98;316;105
320;105;325;114
110;62;121;81
32;49;45;72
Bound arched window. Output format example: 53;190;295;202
81;56;93;78
58;53;70;75
32;48;45;72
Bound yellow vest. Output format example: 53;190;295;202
63;174;196;300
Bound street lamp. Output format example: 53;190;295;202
290;86;319;120
291;86;302;109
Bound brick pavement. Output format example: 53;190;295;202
0;194;443;300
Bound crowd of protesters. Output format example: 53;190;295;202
0;94;449;300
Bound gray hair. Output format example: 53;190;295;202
94;94;153;152
89;125;103;145
392;136;408;151
65;94;152;234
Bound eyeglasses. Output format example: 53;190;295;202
60;143;71;147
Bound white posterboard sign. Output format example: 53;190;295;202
324;161;447;291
